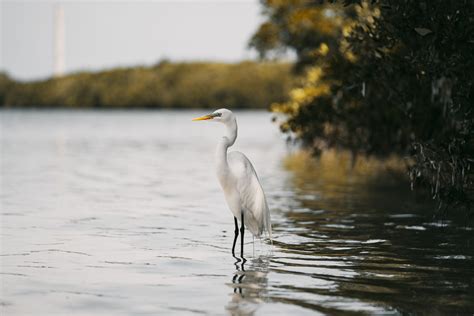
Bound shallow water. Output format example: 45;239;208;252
1;110;473;315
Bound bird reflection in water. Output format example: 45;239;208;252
226;255;270;315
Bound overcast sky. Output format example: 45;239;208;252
1;0;263;81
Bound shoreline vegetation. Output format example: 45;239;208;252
0;61;293;109
250;0;473;212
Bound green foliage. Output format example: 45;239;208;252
0;72;13;105
251;0;474;208
0;61;293;109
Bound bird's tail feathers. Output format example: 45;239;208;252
263;200;273;246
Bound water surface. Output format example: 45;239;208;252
1;110;473;315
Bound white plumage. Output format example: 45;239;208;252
193;108;272;256
227;151;271;238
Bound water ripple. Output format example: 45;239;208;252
1;110;473;315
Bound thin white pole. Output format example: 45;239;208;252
54;3;65;77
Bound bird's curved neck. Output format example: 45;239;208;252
216;119;237;170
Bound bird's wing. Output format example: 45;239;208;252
228;151;272;239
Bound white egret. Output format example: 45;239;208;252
193;109;272;257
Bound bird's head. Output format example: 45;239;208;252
192;108;234;124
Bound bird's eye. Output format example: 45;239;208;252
212;112;222;117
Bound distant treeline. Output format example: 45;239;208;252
0;61;293;109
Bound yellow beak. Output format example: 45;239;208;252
192;114;213;121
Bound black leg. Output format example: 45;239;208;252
232;216;239;256
240;212;245;258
